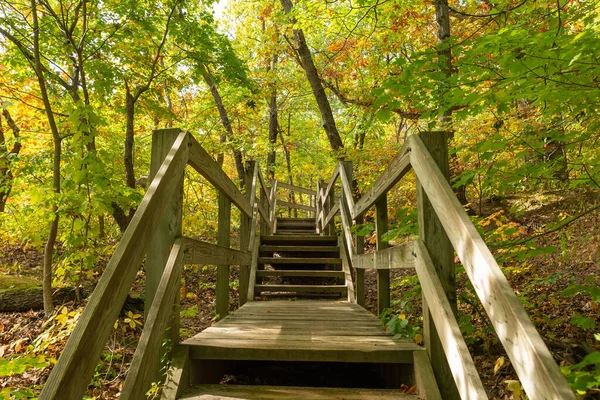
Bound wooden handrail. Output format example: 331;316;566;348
277;181;317;196
353;141;411;219
277;200;316;212
41;131;190;400
413;240;487;399
122;239;186;398
182;237;252;265
408;135;574;400
316;133;573;399
188;135;253;217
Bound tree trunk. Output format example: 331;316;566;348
280;114;296;217
201;69;245;184
280;0;344;152
0;109;22;212
124;89;137;189
266;54;279;180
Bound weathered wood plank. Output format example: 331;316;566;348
160;346;189;400
216;194;231;318
182;237;251;266
409;134;574;400
270;181;278;233
258;257;341;264
338;162;356;220
205;325;389;336
246;237;259;302
181;384;418;400
254;284;347;294
122;240;185;399
353;242;415;270
260;245;339;252
353;142;411;218
277;181;317;196
322;166;339;202
414;131;458;399
376;195;390;314
187;135;252;217
413;240;487;399
277;200;316;212
257;270;344;278
40;131;189;400
413;351;442;400
339;236;356;303
257;169;272;207
323;202;339;228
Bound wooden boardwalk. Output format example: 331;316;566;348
183;300;423;364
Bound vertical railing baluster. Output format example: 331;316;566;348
216;192;231;318
375;195;390;314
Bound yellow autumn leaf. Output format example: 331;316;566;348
413;333;423;345
399;314;406;320
494;356;505;375
505;380;523;400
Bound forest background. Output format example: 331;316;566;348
0;0;599;398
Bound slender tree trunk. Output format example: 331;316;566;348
32;0;62;316
201;68;245;184
124;88;137;189
266;54;279;180
0;109;22;212
280;114;296;217
279;0;344;151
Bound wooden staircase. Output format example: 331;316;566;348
40;129;575;400
255;218;348;299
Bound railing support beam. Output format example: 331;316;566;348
216;193;231;318
416;130;459;399
375;195;390;314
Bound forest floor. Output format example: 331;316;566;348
0;190;599;399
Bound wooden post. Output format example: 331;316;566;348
375;195;390;314
416;130;458;399
327;182;335;235
350;165;365;307
239;161;255;305
315;180;321;233
146;128;183;341
216;192;231;319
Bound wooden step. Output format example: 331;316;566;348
277;220;316;226
275;229;317;234
180;385;418;399
259;257;341;265
256;270;345;278
277;218;316;223
260;245;339;253
261;235;337;245
255;284;348;294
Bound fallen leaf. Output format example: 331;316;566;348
413;333;423;345
494;356;505;375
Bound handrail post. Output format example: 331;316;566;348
416;130;458;399
327;181;335;235
375;195;390;314
216;192;231;318
239;161;256;305
147;128;183;345
316;179;323;233
344;161;366;307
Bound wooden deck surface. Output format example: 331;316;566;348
183;300;423;363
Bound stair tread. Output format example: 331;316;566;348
261;235;337;241
259;257;341;264
181;384;418;399
260;245;339;252
256;270;344;277
255;284;348;292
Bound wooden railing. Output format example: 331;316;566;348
271;181;317;224
40;129;272;400
317;131;574;400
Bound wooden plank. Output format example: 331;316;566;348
193;333;412;345
414;131;458;399
409;134;574;399
278;200;316;212
205;325;388;336
338;162;356;219
40;131;189;400
182;237;251;266
248;203;258;253
353;142;411;218
339;236;356;303
239;161;255;306
254;284;347;293
323;165;339;202
216;193;231;319
181;384;418;400
122;240;185;399
413;351;442;400
413;240;487;399
258;257;341;264
160;346;189;400
246;237;259;302
376;196;390;314
257;169;272;207
260;245;339;252
315;180;322;233
146;129;183;325
270;180;278;233
277;181;317;196
257;270;344;277
323;202;339;228
353;242;415;270
185;339;420;363
187;135;252;217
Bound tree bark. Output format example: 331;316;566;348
0;109;22;212
266;54;279;180
280;0;344;151
201;68;245;184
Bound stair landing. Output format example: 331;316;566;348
182;300;423;363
